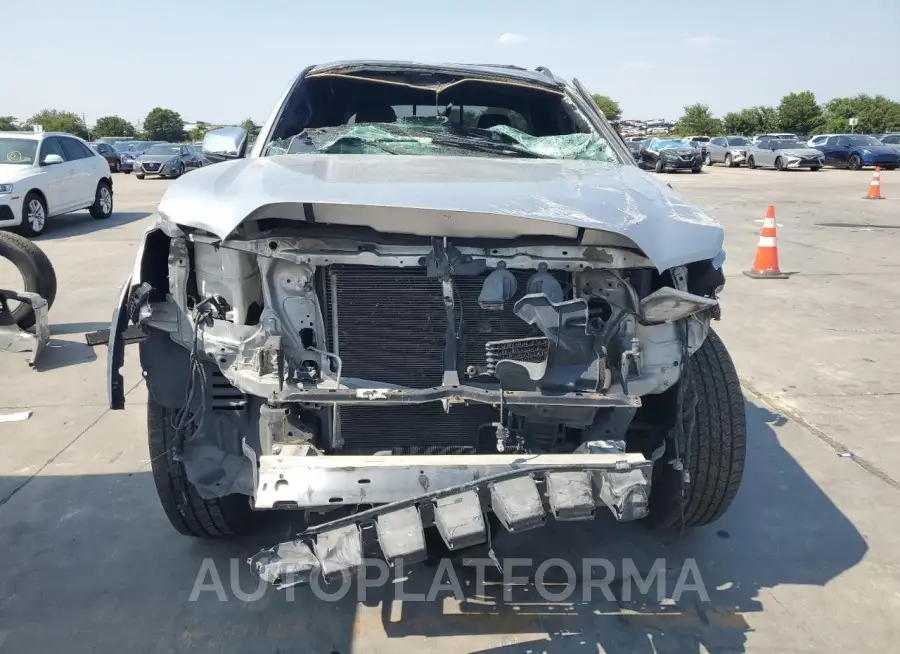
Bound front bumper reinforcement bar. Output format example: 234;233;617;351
249;450;652;588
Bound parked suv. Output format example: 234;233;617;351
0;131;114;236
706;136;751;167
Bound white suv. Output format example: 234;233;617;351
0;131;114;236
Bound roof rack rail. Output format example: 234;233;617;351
535;66;556;80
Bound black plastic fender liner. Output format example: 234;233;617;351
107;275;132;410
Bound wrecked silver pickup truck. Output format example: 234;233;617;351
107;61;746;588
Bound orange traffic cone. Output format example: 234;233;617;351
863;166;884;199
743;206;789;279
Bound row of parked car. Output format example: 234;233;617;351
624;132;900;173
89;140;207;178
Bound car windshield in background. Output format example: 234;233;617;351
728;137;750;146
0;138;38;165
113;141;138;152
775;140;809;149
655;139;687;148
143;145;180;156
847;135;881;146
266;117;618;162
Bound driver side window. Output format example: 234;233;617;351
836;137;850;147
39;137;66;163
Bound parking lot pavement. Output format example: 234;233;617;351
2;170;900;653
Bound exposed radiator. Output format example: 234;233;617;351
322;264;566;452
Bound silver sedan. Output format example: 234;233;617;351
746;138;825;171
705;136;752;167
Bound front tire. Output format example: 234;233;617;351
848;154;862;170
89;181;113;220
654;159;664;173
747;156;756;169
0;231;57;330
809;166;821;171
775;156;785;171
148;399;256;538
650;330;747;529
724;154;733;167
18;191;48;237
704;153;712;166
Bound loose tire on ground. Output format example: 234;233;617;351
649;329;747;529
148;399;256;538
0;231;57;330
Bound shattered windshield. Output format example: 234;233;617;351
265;116;617;162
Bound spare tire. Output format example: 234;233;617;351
0;231;58;330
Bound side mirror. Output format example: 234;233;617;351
42;154;64;165
202;126;248;163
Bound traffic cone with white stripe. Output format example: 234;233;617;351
864;166;884;199
743;206;789;279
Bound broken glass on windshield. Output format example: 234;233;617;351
265;116;617;162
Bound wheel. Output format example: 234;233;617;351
704;153;712;166
123;170;132;175
148;398;256;538
654;159;664;173
724;154;733;167
135;173;145;180
650;329;747;529
848;154;862;170
17;191;48;237
809;166;821;171
171;162;185;178
0;231;58;330
89;181;113;220
747;156;756;169
775;157;784;171
691;168;702;173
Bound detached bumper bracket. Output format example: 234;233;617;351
249;450;652;589
0;289;50;367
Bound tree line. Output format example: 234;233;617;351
3;91;898;143
0;109;262;143
593;92;900;136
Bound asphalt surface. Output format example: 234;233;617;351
1;166;899;653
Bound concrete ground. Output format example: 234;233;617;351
1;167;899;653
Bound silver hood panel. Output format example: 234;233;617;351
157;154;724;271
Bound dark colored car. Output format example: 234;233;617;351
818;134;900;170
90;142;121;172
133;143;204;179
638;138;703;173
625;139;643;162
114;141;153;173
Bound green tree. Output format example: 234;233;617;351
0;116;19;131
187;127;206;142
591;95;622;122
778;91;822;134
674;103;722;136
749;106;780;133
821;94;900;133
93;115;136;138
721;109;758;135
142;107;185;142
25;109;89;139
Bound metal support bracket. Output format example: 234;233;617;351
0;289;50;367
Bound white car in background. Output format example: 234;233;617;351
807;134;837;149
0;131;114;236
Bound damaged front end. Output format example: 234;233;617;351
108;207;724;587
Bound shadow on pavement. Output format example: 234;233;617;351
0;401;868;653
36;211;150;240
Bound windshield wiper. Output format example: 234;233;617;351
429;133;551;159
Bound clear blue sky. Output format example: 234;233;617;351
8;0;900;126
